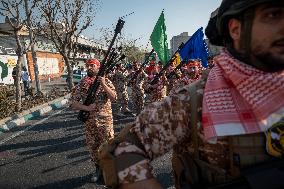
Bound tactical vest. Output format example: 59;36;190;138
172;78;284;189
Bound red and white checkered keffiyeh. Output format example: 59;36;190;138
202;49;284;140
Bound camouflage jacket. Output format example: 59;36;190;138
111;70;128;91
113;72;231;184
70;76;116;123
145;74;168;102
127;70;147;89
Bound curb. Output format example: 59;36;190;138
0;94;70;134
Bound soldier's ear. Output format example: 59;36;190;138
228;18;242;50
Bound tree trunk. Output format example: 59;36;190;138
14;31;24;112
63;55;74;90
32;51;41;93
24;0;41;94
15;56;23;112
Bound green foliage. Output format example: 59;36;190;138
122;46;145;63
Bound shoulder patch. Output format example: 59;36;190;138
266;118;284;157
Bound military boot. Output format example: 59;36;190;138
90;164;105;185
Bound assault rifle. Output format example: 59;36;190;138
77;18;125;123
140;48;155;69
105;46;126;74
166;60;187;79
107;46;122;64
150;43;184;85
127;48;155;85
105;54;126;74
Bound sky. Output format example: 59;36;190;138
0;0;222;49
84;0;222;49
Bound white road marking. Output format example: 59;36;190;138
0;108;67;146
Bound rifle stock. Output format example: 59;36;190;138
77;18;125;122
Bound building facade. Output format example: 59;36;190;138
0;21;104;84
170;32;190;56
170;31;222;58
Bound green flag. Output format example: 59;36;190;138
150;11;169;65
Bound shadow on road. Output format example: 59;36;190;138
41;157;90;174
27;174;93;189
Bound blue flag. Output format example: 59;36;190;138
179;27;208;68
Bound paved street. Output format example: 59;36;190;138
30;80;69;94
0;103;174;189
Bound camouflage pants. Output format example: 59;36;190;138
167;83;174;95
85;116;114;163
117;89;129;112
131;87;144;114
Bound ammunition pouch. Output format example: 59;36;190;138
172;150;234;189
98;138;119;188
173;143;284;189
98;124;146;188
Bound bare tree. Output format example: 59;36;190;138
120;38;145;63
36;0;98;90
0;0;26;111
97;26;145;63
24;0;41;94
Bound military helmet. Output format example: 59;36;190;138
217;0;278;36
205;8;223;46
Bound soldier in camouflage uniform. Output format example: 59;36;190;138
169;60;202;95
110;64;131;114
145;60;157;75
166;70;182;95
127;61;147;114
70;59;116;183
186;59;202;83
144;66;168;103
99;0;284;188
165;61;184;95
178;66;191;86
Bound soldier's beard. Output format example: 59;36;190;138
87;69;95;77
252;52;284;72
228;39;284;73
188;71;197;79
190;74;195;79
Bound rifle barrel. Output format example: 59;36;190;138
77;18;125;122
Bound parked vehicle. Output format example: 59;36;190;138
60;69;87;84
